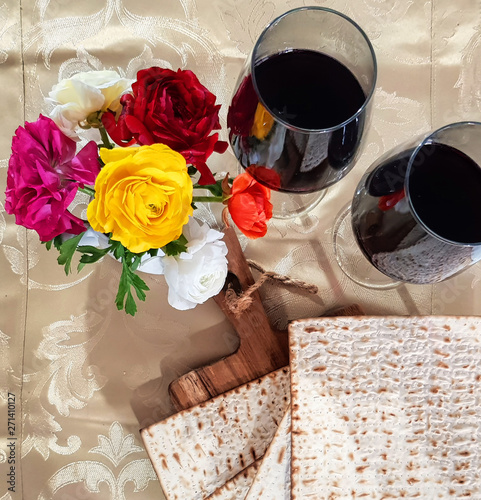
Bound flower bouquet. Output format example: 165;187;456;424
5;67;273;315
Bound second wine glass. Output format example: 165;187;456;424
227;7;377;219
334;122;481;288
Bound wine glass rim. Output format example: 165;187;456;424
250;6;378;134
405;120;481;247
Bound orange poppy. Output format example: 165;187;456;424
224;173;273;239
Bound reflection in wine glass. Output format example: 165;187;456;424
333;122;481;288
227;7;377;219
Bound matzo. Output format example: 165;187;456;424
289;315;481;499
208;460;260;499
245;407;291;500
141;366;290;500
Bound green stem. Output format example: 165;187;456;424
78;186;96;197
192;195;224;203
99;126;114;149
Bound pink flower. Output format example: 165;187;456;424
5;115;100;241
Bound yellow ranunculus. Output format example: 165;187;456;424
87;144;193;253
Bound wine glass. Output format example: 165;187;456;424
227;7;377;219
333;122;481;287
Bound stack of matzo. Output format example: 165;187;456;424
142;315;481;499
141;367;290;499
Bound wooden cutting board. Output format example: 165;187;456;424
168;227;363;411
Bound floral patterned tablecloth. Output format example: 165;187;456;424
1;0;481;498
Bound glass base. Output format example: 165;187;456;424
270;189;326;219
332;204;400;289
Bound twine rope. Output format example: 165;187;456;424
224;259;319;317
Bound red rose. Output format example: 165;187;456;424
226;172;273;239
102;67;227;185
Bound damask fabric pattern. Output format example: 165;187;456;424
1;0;481;499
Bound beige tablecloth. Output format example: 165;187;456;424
1;1;481;498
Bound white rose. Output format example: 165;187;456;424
47;70;133;138
163;218;228;310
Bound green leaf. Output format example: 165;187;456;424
109;240;124;260
43;235;63;251
130;272;149;300
52;236;63;251
131;255;143;272
124;291;137;316
76;245;111;271
57;233;85;275
202;181;223;197
115;252;150;316
163;234;188;256
187;165;197;177
193;179;224;197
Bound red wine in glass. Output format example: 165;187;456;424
229;49;367;193
227;7;377;218
348;123;481;284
